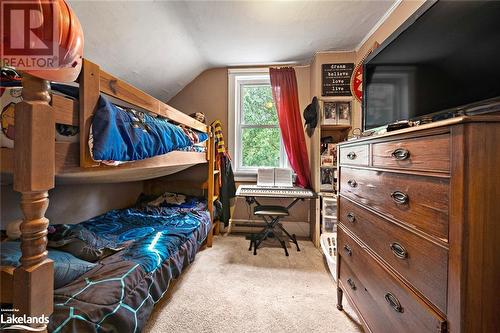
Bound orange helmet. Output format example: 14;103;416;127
0;0;84;82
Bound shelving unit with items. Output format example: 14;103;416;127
310;98;352;283
310;97;352;248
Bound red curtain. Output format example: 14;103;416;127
270;67;311;188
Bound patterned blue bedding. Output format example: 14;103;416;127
47;196;210;333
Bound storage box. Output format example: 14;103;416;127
322;217;337;233
320;232;337;281
321;195;338;233
322;196;337;215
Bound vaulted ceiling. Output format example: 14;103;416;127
69;0;396;102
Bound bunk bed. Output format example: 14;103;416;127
1;59;211;182
0;59;219;332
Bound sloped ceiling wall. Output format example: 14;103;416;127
69;0;396;102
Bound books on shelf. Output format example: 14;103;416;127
257;168;293;187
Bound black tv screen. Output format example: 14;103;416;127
363;0;500;131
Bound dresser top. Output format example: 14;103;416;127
338;115;500;146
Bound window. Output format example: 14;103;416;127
228;69;288;177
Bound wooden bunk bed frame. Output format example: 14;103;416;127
0;59;217;332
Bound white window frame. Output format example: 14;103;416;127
228;68;288;179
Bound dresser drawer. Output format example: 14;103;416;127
339;144;369;166
339;259;395;333
338;227;446;333
339;197;448;312
339;167;449;240
372;133;450;172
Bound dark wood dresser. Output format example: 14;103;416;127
335;116;500;333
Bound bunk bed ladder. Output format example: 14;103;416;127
206;126;215;247
206;123;223;247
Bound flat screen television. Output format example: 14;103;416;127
363;0;500;131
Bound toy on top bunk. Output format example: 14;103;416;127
1;72;80;147
189;112;206;123
0;85;80;148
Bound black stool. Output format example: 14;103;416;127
248;205;300;256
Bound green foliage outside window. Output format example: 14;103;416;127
242;85;278;125
240;85;281;167
242;128;280;167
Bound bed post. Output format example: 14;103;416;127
12;74;55;332
206;125;215;247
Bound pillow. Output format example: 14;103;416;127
147;192;187;207
0;241;96;289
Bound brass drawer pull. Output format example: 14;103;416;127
347;152;357;160
347;278;357;290
385;292;404;313
346;212;356;223
347;179;358;188
389;242;408;259
343;244;352;256
390;191;408;204
391;148;410;161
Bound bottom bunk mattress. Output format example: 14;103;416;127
46;194;211;333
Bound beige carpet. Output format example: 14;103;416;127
145;235;362;333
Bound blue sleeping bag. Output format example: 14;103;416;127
90;96;208;162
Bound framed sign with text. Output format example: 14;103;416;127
322;63;354;97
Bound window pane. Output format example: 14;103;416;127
241;127;280;167
241;85;278;125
